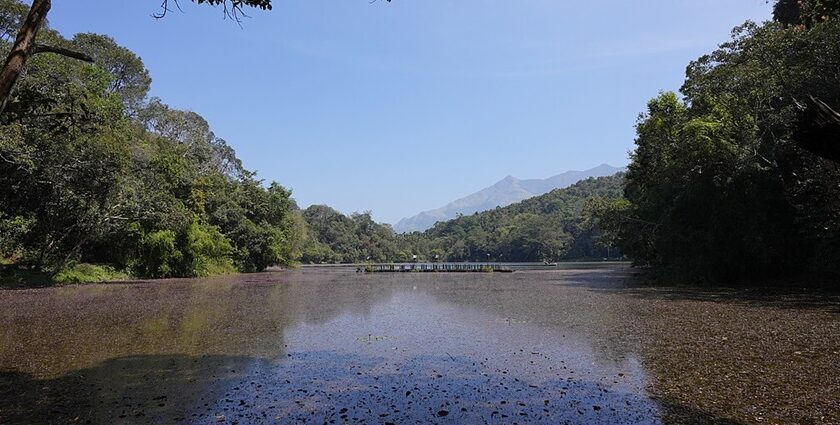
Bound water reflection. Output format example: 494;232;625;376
2;266;834;423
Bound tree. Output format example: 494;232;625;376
139;97;245;178
0;0;275;114
404;174;625;263
157;0;272;20
774;0;840;27
0;0;91;114
767;0;840;164
300;205;401;264
0;0;27;42
1;4;305;279
600;4;840;281
0;49;130;272
72;33;151;116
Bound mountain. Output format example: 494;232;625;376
421;173;626;261
392;164;624;233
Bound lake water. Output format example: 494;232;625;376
0;265;838;424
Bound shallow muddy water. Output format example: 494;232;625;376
0;265;838;424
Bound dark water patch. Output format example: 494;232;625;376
554;268;840;313
204;351;661;424
0;352;663;424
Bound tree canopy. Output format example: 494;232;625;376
298;174;625;264
594;0;840;282
0;0;303;281
0;0;280;116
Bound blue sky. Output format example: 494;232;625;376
50;1;771;224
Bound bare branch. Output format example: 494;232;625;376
154;0;185;19
30;44;93;62
155;0;280;24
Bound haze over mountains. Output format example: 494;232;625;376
393;164;625;233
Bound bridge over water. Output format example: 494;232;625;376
360;263;514;273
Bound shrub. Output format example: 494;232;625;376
183;220;235;276
54;263;129;284
134;229;180;278
132;220;235;278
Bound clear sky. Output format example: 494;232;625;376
49;1;771;224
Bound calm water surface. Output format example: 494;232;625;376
0;265;838;424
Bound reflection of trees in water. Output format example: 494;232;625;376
0;354;263;424
1;279;285;377
0;271;400;379
2;268;835;423
397;268;840;424
0;271;405;424
277;270;399;326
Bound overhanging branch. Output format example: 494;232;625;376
31;44;93;62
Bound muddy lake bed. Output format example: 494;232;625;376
0;264;838;424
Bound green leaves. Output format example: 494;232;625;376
414;175;626;263
71;33;151;115
301;205;401;264
615;11;840;281
0;2;304;280
774;0;840;27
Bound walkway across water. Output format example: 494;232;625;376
359;262;514;273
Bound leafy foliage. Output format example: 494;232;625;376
597;1;840;281
419;174;625;262
301;206;401;263
773;0;840;27
300;175;625;264
0;1;303;282
53;263;128;284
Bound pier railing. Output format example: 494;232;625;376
359;263;513;273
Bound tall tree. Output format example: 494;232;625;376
596;4;840;281
770;0;840;164
0;0;274;114
71;33;151;116
0;0;91;113
1;3;304;278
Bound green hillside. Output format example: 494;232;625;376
420;173;625;262
300;173;625;264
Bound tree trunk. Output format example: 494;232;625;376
0;0;51;115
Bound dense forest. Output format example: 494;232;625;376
301;174;625;264
593;0;840;281
0;0;304;283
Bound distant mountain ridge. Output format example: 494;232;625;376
392;164;624;233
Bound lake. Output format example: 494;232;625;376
0;265;837;424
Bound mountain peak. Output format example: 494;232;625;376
496;175;519;186
393;164;624;233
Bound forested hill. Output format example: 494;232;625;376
300;173;625;264
419;173;625;262
393;164;623;233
